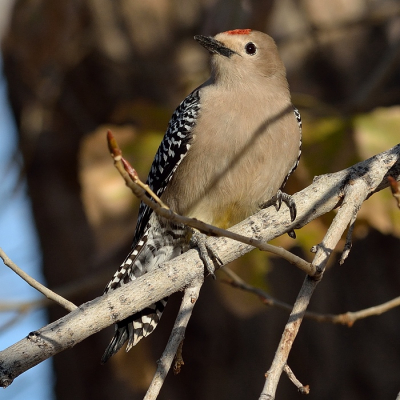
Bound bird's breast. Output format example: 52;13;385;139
162;86;301;229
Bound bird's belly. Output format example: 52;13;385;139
162;107;300;229
183;155;285;229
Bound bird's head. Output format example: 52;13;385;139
194;29;286;87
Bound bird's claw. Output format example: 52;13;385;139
275;189;297;222
271;190;297;239
190;230;219;279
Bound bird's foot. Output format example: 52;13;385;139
260;190;297;239
274;189;297;222
190;230;221;279
275;190;297;239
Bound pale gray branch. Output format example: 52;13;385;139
0;252;205;389
0;143;399;393
0;247;77;312
222;267;400;326
144;276;203;400
283;364;310;395
259;145;399;399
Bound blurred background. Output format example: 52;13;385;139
1;0;400;399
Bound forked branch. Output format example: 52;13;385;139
0;137;399;397
259;146;400;398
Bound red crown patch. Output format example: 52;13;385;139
225;29;252;35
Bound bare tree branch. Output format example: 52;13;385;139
221;267;400;326
144;276;203;400
0;143;399;393
0;247;77;312
283;364;310;395
259;145;399;399
0;251;205;389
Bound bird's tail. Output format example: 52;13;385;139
101;297;168;364
101;219;189;363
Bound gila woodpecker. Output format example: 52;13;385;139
101;29;302;363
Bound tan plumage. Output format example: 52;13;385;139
163;30;301;228
102;29;302;362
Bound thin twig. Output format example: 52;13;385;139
221;267;400;326
143;276;203;400
339;296;400;326
283;364;310;395
0;247;77;312
0;268;114;334
120;156;169;209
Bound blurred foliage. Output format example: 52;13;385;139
354;106;400;158
353;107;400;236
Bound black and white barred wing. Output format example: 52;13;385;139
103;88;201;294
132;88;201;248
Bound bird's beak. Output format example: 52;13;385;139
194;35;236;58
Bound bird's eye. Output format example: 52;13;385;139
245;42;257;55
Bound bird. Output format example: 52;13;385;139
101;29;302;363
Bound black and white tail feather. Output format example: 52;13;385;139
101;89;201;363
101;216;189;363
